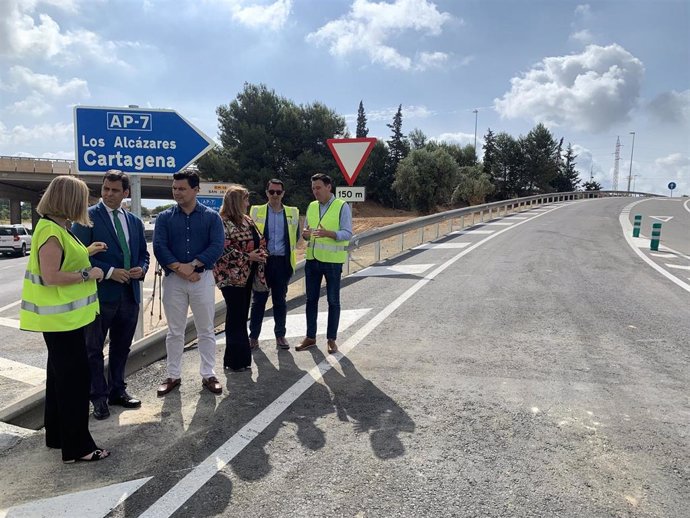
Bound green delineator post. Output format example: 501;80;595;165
650;222;662;251
633;214;642;237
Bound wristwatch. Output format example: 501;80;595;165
80;268;90;282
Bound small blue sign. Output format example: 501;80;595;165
74;106;215;174
197;196;223;211
668;182;676;190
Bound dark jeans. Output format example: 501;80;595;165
249;255;292;339
305;259;343;340
85;289;139;403
44;326;98;462
221;282;253;370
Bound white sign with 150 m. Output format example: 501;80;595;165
336;186;366;202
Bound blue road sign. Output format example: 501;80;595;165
668;182;676;190
197;196;223;211
73;106;215;174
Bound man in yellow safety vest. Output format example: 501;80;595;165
296;173;352;355
248;179;300;350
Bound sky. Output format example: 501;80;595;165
0;0;688;203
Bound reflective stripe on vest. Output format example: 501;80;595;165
305;198;349;263
250;203;299;272
21;293;98;315
19;218;99;332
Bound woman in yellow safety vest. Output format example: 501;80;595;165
19;175;110;463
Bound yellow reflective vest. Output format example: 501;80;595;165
305;198;349;263
250;204;299;273
20;218;99;332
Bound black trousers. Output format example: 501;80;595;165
43;326;98;462
221;282;253;370
85;288;139;403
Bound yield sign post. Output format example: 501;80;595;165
73;105;216;175
327;137;377;186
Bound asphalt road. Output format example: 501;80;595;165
0;198;688;517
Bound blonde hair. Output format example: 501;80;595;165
219;184;249;226
36;175;92;227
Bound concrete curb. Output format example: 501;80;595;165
0;300;227;431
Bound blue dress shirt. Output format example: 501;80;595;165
153;202;224;275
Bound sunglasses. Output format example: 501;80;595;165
267;190;283;195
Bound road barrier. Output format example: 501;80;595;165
0;189;661;429
633;214;642;237
650;223;662;251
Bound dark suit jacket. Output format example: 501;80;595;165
72;202;150;304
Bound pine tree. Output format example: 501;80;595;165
356;100;368;138
551;142;581;192
482;128;496;180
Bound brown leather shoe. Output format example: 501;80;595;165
327;339;338;354
249;338;260;350
157;378;181;397
295;337;316;351
202;376;222;395
276;337;290;350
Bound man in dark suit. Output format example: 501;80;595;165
73;170;150;420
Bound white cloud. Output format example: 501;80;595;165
494;44;645;132
569;29;594;44
364;104;434;122
647;89;690;125
574;4;591;19
0;120;73;150
436;131;476;146
226;0;293;31
0;0;128;65
1;66;89;117
5;66;89;98
306;0;452;71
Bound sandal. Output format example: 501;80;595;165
64;449;111;464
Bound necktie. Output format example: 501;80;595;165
112;209;131;270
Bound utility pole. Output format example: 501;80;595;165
612;136;621;191
472;109;478;162
626;131;636;192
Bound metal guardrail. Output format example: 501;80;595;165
0;189;659;429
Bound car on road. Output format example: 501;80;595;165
0;224;32;257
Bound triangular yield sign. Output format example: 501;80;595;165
650;216;673;222
326;138;377;186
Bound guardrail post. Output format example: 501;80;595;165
460;214;464;229
435;223;439;239
374;241;381;263
480;209;484;222
632;215;642;237
400;232;404;252
650;223;662;251
345;253;350;275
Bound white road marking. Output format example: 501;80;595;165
138;202;571;518
0;317;19;329
351;264;434;277
0;300;20;313
684;198;690;214
0;477;152;518
216;309;372;343
413;243;471;250
504;216;529;219
650;253;677;258
665;264;690;270
0;357;45;386
620;202;690;293
449;229;494;235
649;216;673;222
484;221;514;226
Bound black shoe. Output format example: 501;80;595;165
108;392;142;409
93;400;110;420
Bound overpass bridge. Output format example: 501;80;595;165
0;156;182;227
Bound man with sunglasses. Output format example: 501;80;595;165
248;179;300;350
